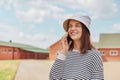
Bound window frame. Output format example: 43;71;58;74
109;50;118;56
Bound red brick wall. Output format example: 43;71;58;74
49;41;61;60
37;53;49;59
98;48;120;61
0;46;21;60
14;48;21;59
0;46;12;60
0;46;49;60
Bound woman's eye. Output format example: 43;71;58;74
76;24;79;27
68;24;72;28
76;24;81;27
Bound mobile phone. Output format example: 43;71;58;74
67;34;72;44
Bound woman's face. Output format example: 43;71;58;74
68;19;82;41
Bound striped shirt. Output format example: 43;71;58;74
49;49;104;80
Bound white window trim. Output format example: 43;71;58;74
100;51;105;56
109;50;118;56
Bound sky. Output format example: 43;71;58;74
0;0;120;49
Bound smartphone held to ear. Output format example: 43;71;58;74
67;35;72;44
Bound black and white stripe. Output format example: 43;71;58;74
49;49;104;80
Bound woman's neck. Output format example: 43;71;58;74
73;40;81;50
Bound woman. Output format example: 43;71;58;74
49;13;104;80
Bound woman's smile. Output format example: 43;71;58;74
70;30;78;36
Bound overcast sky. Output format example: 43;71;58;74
0;0;120;49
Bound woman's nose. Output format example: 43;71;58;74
71;26;75;30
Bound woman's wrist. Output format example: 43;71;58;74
57;51;66;60
59;49;68;55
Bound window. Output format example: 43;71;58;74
100;51;105;56
109;50;118;56
8;49;12;54
2;48;7;53
14;50;17;54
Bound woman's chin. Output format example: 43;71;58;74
71;38;80;41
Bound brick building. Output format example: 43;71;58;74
98;33;120;61
0;41;49;60
49;40;61;60
49;33;120;61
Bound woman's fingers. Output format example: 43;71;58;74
68;41;72;46
60;33;69;47
59;32;71;54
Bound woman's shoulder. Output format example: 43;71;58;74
88;49;102;57
88;49;103;65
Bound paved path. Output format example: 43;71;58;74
14;60;54;80
15;60;120;80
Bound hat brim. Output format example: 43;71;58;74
63;19;84;32
63;19;90;34
63;19;70;32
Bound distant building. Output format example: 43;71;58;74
98;33;120;61
49;40;61;60
49;33;120;61
0;41;49;60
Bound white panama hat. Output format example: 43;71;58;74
63;13;91;32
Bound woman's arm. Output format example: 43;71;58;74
49;33;70;80
49;53;66;80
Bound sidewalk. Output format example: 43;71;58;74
14;60;53;80
14;60;120;80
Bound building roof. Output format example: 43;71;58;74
99;33;120;48
0;41;49;53
92;42;99;48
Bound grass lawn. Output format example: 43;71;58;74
0;60;20;80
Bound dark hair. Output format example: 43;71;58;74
67;20;95;54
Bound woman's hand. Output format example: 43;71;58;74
59;32;72;55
